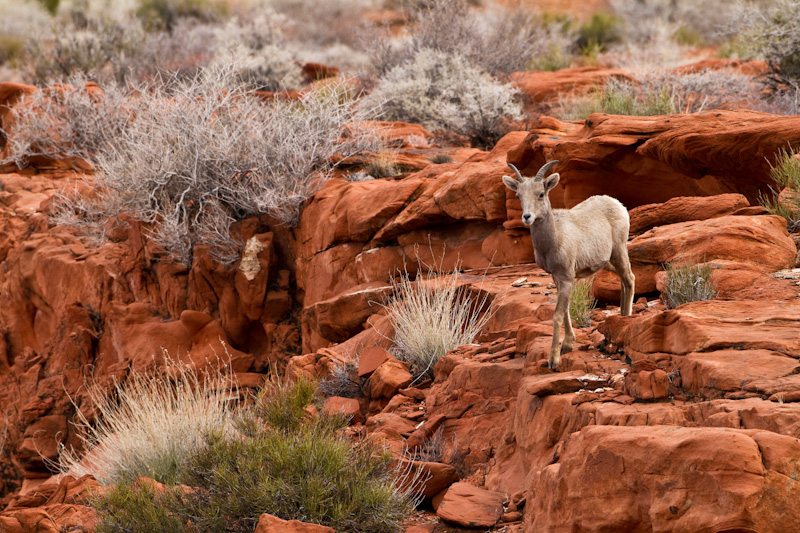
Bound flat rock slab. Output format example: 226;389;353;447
522;371;587;397
436;482;505;528
676;349;800;395
601;300;800;356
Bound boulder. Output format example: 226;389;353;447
527;425;800;532
322;396;363;425
628;193;750;235
254;513;334;533
435;482;506;528
593;214;797;299
601;300;800;357
366;357;413;399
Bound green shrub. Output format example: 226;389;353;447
382;263;497;382
569;278;597;328
558;78;675;120
93;480;186;533
136;0;227;30
662;261;717;309
770;144;800;191
577;11;622;51
93;378;414;533
673;25;704;46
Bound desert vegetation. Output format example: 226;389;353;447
66;367;415;532
381;263;497;382
661;261;718;309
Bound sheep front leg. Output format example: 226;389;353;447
549;279;573;370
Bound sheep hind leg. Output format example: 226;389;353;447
610;250;635;316
549;279;573;370
561;297;575;354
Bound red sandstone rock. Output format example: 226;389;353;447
396;459;459;500
507;111;800;209
0;504;98;533
322;396;363;425
675;349;800;396
435;482;505;528
358;346;391;377
594;214;797;299
623;369;669;400
601;300;800;357
254;513;334;533
366;357;413;399
527;425;800;532
628;193;749;234
511;66;635;106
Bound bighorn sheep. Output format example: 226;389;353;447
502;160;634;370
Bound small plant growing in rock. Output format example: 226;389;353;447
760;145;800;232
662;261;718;309
569;278;597;328
319;359;363;398
383;262;497;382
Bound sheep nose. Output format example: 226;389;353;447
522;213;532;224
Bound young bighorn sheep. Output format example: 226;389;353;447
503;160;634;370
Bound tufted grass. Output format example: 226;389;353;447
383;263;497;382
662;261;718;309
569;278;597;328
58;354;238;486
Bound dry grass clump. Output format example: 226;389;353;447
37;68;374;263
569;278;597;328
382;263;497;382
319;359;363;398
93;377;416;533
662;261;717;309
760;145;800;232
364;48;522;149
58;355;238;486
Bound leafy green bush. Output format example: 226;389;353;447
569;278;597;328
662;261;717;309
94;378;414;533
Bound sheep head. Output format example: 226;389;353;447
502;161;560;226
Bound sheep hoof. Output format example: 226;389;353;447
547;357;560;371
560;343;573;355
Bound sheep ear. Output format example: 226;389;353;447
543;173;560;191
502;175;519;191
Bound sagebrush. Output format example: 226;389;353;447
36;68;375;263
364;48;522;149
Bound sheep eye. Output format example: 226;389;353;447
538;193;544;199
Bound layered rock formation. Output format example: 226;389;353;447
1;76;800;533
